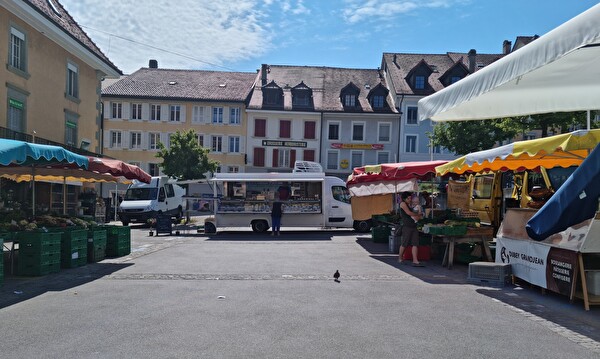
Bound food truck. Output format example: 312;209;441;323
204;172;353;233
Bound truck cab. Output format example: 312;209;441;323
118;176;186;226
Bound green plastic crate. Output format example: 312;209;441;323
18;259;61;276
106;241;130;257
60;229;88;268
106;226;131;238
16;232;62;255
371;226;391;243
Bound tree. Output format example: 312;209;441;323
430;119;519;155
155;129;219;180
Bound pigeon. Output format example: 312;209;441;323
333;270;340;283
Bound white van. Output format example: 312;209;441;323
204;172;353;233
118;176;186;226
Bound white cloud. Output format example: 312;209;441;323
280;0;310;15
342;0;454;24
60;0;273;73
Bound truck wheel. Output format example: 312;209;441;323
354;220;371;233
204;222;216;234
252;220;269;233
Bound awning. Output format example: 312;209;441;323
435;129;600;176
88;157;151;183
0;138;88;168
418;4;600;122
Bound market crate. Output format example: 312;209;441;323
106;241;130;257
467;262;512;287
16;231;62;256
106;225;131;239
18;261;61;277
371;225;391;243
87;229;107;263
60;229;88;269
0;238;3;286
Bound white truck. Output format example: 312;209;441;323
204;172;353;233
118;176;186;226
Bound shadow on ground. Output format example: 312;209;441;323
204;230;337;241
0;262;133;309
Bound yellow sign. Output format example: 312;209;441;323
340;159;349;169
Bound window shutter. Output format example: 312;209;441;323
160;104;168;122
121;130;129;148
303;149;315;162
223;136;229;153
272;149;279;167
223;106;229;124
290;150;296;168
304;121;315;139
122;102;131;119
141;103;149;120
180;105;187;123
103;130;109;148
140;131;148;149
253;147;265;167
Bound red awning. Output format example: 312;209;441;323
347;161;448;186
88;157;152;183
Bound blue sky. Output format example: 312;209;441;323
60;0;599;75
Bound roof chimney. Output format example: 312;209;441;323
503;40;512;54
149;59;158;69
261;64;268;86
468;49;476;73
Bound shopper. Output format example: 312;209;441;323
398;191;424;266
271;194;283;236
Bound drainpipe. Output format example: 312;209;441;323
397;94;405;162
319;111;324;164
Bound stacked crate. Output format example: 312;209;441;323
59;228;88;268
87;228;107;263
106;226;131;257
0;236;4;285
371;225;391;243
17;231;62;276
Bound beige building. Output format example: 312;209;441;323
101;64;257;178
1;0;121;152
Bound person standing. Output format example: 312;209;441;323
398;191;424;266
271;194;283;236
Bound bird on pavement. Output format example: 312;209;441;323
333;270;340;283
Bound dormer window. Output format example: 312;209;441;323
451;76;461;84
367;83;390;111
340;82;360;110
291;81;313;110
372;95;384;108
261;80;283;109
415;76;425;89
344;94;356;107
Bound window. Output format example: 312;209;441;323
212;136;223;152
212;107;223;124
228;136;240;153
131;103;142;120
304;121;316;139
406;107;418;125
327;151;338;170
328;122;340;140
352;122;364;141
148;163;160;176
405;135;417;153
254;119;266;137
351;151;363;169
9;26;27;73
332;186;350;204
228;166;240;173
169;105;181;122
303;149;315;162
344;94;356;107
130;132;142;149
432;145;441;154
64;112;78;147
450;76;461;84
279;120;291;138
372;95;384;108
192;106;204;123
229;107;240;125
110;131;122;148
66;62;79;99
415;75;425;89
149;132;160;150
377;151;390;164
273;148;296;168
196;134;204;147
378;123;391;142
111;102;122;119
472;175;494;199
253;147;265;167
293;93;309;106
151;104;161;121
7;98;25;133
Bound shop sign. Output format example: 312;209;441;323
262;140;307;148
330;143;384;150
9;98;24;109
340;159;349;169
496;237;578;296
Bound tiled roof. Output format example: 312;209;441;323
247;65;398;113
102;68;257;102
382;51;504;95
25;0;122;75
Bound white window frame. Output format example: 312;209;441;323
212;107;224;124
405;134;417;153
196;134;205;147
149;132;160;150
148;163;160;176
228;136;240;153
192;105;204;123
131;103;142;120
350;150;363;169
229;107;240;125
328;121;340;141
9;26;27;73
377;151;390;164
344;94;356;107
228;166;240;173
130;132;142;149
212;135;223;152
351;121;365;142
66;61;79;99
150;104;161;121
111;102;122;119
110;131;122;148
169;105;181;122
378;122;391;143
327;150;339;170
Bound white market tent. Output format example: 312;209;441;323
417;3;600;123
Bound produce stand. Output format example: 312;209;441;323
430;226;494;269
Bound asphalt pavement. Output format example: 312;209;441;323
1;222;599;358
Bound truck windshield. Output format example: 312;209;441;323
547;166;577;190
332;185;351;204
124;188;158;200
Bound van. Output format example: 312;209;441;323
118;176;186;226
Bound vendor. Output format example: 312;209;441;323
398;191;424;267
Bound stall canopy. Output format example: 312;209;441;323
347;161;447;197
418;4;600;122
0;138;88;168
526;142;600;241
87;157;151;183
435;129;600;176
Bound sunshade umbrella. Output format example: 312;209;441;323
526;142;600;241
418;4;600;122
87;157;151;183
435;129;600;176
0;139;89;216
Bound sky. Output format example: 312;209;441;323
60;0;600;75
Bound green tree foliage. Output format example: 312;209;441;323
155;129;219;180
